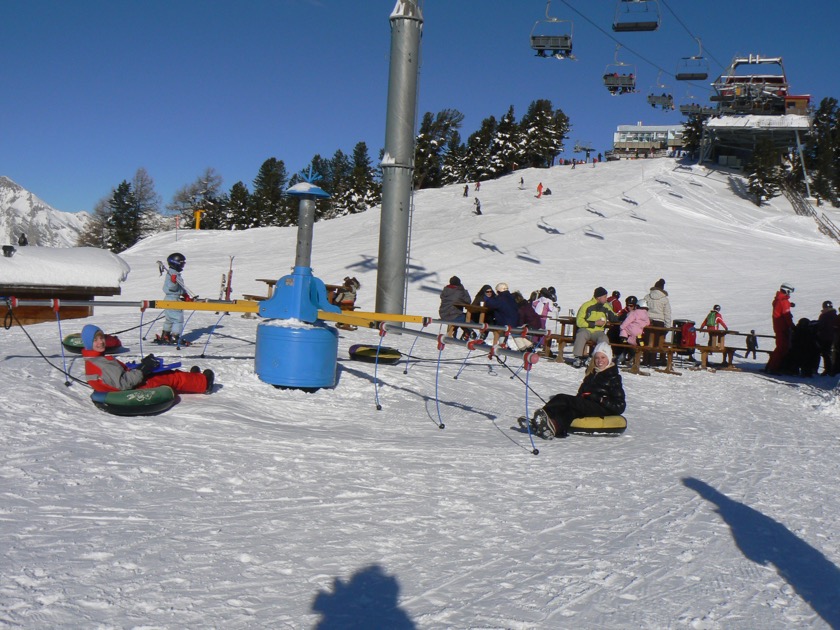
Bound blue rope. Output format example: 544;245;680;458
402;334;421;375
200;312;227;357
454;348;473;380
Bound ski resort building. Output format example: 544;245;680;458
609;123;685;159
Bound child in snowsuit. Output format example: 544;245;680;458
617;298;651;364
160;252;192;345
81;325;213;394
532;341;626;438
745;330;759;359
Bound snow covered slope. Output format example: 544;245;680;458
2;158;839;628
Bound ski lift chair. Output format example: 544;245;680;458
612;0;661;32
530;2;573;59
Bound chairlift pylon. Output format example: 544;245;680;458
603;45;636;95
612;0;661;33
675;38;709;81
530;0;574;60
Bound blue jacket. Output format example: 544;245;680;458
485;291;519;327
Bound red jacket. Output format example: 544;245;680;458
772;291;793;333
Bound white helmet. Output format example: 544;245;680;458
780;283;795;295
637;299;649;309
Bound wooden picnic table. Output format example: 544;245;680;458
255;278;278;298
456;302;489;325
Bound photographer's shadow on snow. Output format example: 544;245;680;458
683;477;840;627
311;564;415;629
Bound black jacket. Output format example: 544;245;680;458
576;364;626;415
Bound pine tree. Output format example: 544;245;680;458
746;137;782;205
224;181;251;230
251;158;290;227
465;115;497;181
489;106;524;176
413;109;464;189
107;181;138;252
520;100;569;168
681;114;705;156
348;141;380;213
441;131;469;185
807;97;839;205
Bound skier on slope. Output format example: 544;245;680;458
159;252;193;346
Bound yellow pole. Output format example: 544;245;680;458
193;208;205;230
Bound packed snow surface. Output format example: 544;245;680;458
2;159;840;628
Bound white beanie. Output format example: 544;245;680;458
495;282;508;293
593;341;613;364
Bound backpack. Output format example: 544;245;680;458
680;321;697;348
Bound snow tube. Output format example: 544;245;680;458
63;332;123;354
569;415;627;434
348;344;402;365
91;386;177;416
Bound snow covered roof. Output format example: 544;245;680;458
706;114;812;130
0;246;130;290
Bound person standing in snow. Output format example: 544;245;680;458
159;252;192;346
643;278;672;364
745;330;759;360
82;325;213;394
536;182;544;198
701;305;728;331
463;184;469;197
766;283;795;374
474;198;482;215
439;276;471;339
18;233;28;246
531;341;626;438
816;300;838;375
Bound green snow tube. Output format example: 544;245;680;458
91;386;177;416
348;344;402;365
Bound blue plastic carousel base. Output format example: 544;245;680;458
255;320;338;390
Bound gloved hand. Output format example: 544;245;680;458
139;354;158;377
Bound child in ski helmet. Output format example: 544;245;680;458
160;252;191;345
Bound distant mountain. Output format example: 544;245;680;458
0;176;90;248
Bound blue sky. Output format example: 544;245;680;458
2;0;837;214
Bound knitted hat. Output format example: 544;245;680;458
594;286;608;298
81;324;103;351
496;282;509;293
654;278;666;290
593;341;613;364
449;276;461;286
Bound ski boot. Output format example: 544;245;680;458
154;331;173;345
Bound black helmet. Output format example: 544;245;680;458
167;252;186;272
713;304;721;312
611;290;621;298
824;300;834;310
625;295;638;306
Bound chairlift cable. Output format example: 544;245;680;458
557;0;713;93
659;0;726;71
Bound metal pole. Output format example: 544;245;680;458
295;197;316;268
377;0;423;315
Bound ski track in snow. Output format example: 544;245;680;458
3;160;840;628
